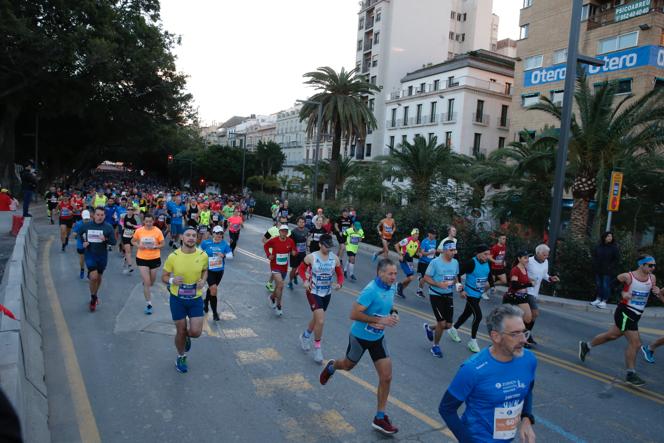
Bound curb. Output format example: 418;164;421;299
0;217;50;443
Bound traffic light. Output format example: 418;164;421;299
199;178;205;185
167;154;174;164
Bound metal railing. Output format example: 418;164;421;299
441;112;457;123
473;113;489;126
497;117;510;129
587;0;664;30
363;40;373;51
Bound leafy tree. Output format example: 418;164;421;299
319;156;361;194
299;67;379;200
255;141;286;178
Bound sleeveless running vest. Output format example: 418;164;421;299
464;257;490;298
621;272;653;315
310;251;337;297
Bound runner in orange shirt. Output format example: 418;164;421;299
132;213;165;315
373;211;396;262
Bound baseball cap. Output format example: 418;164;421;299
0;188;8;193
279;225;289;231
212;226;224;234
411;228;420;235
82;210;91;219
319;234;334;248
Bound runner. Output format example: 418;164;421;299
488;234;508;298
439;305;536;443
641;336;664;363
161;228;208;373
45;186;59;224
287;217;309;290
247;195;256;219
344;221;365;282
57;194;74;252
200;226;233;321
104;197;120;251
262;215;290;292
132;213;164;315
222;199;235;226
373;212;396;262
319;258;400;435
79;207;116;311
263;225;296;316
525;244;559;346
309;217;327;253
579;255;661;386
270;200;280;224
416;229;438;298
72;210;92;279
121;206;140;275
502;252;536;343
93;189;107;209
447;245;492;353
277;200;293;223
226;208;244;253
436;225;458;255
303;208;314;230
334;208;353;269
422;240;459;358
395;228;421;298
198;202;212;244
297;234;343;363
70;191;84;224
167;195;186;249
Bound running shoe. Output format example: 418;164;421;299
467;339;480;353
300;333;311;351
481;292;490;300
275;308;283;317
396;283;405;299
212;312;220;322
268;295;277;309
287;281;293;290
265;281;275;292
293;275;298;285
79;269;85;280
89;297;98;312
144;304;153;315
597;301;607;309
350;275;357;281
122;268;130;275
319;360;335;385
578;341;590;362
423;323;433;342
447;327;461;343
313;347;323;364
625;372;646;387
641;345;655;363
416;289;425;298
175;356;188;373
372;415;398;435
590;299;600;307
430;345;443;358
185;336;191;352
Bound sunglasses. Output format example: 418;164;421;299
646;263;656;268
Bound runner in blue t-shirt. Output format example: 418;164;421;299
200;225;233;321
422;239;459;358
416;228;438;298
319;258;401;436
167;195;187;249
440;305;537;443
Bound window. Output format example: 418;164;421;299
376;11;381;22
357;40;362;51
475;100;485;121
463;13;467;21
598;31;638;54
550;90;564;105
520;24;529;39
473;133;482;156
500;105;509;127
372;57;378;67
456;34;461;42
402;134;408;145
408;86;413;96
370;75;377;84
390;108;397;127
449;31;455;40
414;133;421;141
359;18;364;30
416;104;423;124
420;82;426;93
447;98;455;120
389;135;395;151
553;48;567;64
365;143;372;157
374;32;380;44
581;4;593;21
461;33;465;42
498;137;506;148
369;98;375;111
445;131;452;147
523;0;533;7
655;78;664;90
457;13;462;21
448;76;458;87
430;102;437;122
403;106;409;123
428;133;435;143
616;79;632;94
433;79;440;91
524;54;543;70
522;93;540;107
450;11;456;19
505;82;512;95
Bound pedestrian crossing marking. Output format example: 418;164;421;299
318;410;355;435
252;373;312;396
221;327;257;339
280;417;315;442
235;348;282;365
202;318;219;337
218;311;237;320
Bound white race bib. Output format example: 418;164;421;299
87;229;104;243
493;401;523;440
209;255;223;269
276;253;289;265
140;237;156;248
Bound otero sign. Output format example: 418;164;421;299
523;45;664;87
615;0;651;22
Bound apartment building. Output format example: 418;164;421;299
385;50;514;158
512;0;664;137
355;0;499;158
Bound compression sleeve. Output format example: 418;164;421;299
438;391;472;443
298;262;309;281
335;265;344;286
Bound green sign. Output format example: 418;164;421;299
615;0;651;22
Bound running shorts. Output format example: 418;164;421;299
84;252;108;274
502;293;529;306
306;291;331;312
136;257;161;269
430;295;453;323
76;247;85;255
491;268;507;278
291;252;306;268
271;269;288;280
526;294;539;310
207;269;225;287
346;251;356;257
614;304;640;332
169;295;204;321
400;259;415;277
345;334;389;363
417;261;430;276
59;218;73;228
170;223;185;235
121;237;132;245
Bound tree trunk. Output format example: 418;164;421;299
326;123;342;201
0;103;20;192
569;197;590;239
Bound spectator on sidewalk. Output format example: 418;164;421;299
590;231;619;309
0;188;12;211
20;162;39;217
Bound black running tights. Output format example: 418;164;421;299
454;297;482;339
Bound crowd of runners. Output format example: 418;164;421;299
42;172;663;441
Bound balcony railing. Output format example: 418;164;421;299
473;113;489;126
366;16;374;29
441;113;457;123
497;117;510;129
361;0;378;11
363;40;373;51
587;0;664;30
388;76;513;102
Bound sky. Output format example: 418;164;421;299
160;0;522;125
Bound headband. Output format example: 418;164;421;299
638;256;655;266
443;242;457;251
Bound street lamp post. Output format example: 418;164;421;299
297;99;323;203
547;0;605;264
235;132;248;194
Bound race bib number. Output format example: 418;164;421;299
365;314;385;335
123;228;135;238
341;226;348;234
140;237;156;248
313;274;332;293
177;283;197;298
276;253;289;265
296;242;307;253
61;208;71;217
209;255;223;269
87;229;104;243
199;225;208;233
630;290;649;307
493;401;523;440
443;274;456;282
231;223;240;232
350;236;360;245
407;261;414;271
383;224;393;233
476;277;488;290
495;253;505;265
312;233;322;242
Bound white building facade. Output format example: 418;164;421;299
355;0;499;158
385;50;514;157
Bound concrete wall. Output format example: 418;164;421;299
0;216;50;443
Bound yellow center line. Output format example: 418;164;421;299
43;237;102;442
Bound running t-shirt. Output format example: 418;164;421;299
507;266;531;298
309;227;327;252
398;236;420;259
491;244;507;271
447;348;537;442
133;226;164;260
336;217;353;237
71;197;84;215
199;210;211;226
122;215;140;238
200;239;232;271
227;215;243;233
93;194;107;208
350;277;395;341
164;249;208;298
290;227;310;254
345;227;365;254
72;220;87;249
166;201;186;225
58;201;73;220
310;251;338;297
222;205;235;219
79;221;116;255
425;256;459;296
379;218;396;240
419;238;437;264
462;257;490;298
264;236;296;273
104;205;118;225
621;272;654;315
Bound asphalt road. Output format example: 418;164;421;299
37;214;664;443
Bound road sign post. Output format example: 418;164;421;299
606;171;623;231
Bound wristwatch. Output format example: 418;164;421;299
521;413;535;425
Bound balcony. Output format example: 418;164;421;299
360;0;378;11
387;76;513;103
587;0;664;30
363;40;373;51
366;16;374;29
473;113;489;126
497;117;510;130
362;62;371;73
441;113;457;123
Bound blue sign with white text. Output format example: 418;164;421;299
523;45;664;87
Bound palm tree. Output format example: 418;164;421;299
529;75;664;238
319;156;361;194
300;67;380;200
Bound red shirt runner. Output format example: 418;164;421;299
264;236;296;273
490;243;507;271
227;215;243;233
58;201;74;220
